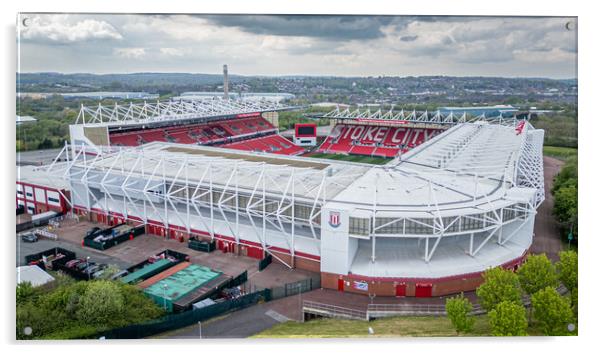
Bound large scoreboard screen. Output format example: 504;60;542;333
294;123;317;146
295;123;317;137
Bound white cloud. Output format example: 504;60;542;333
18;14;577;78
22;15;122;43
114;47;146;59
160;48;185;57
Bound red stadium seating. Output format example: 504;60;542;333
109;116;277;147
318;124;442;157
222;134;304;156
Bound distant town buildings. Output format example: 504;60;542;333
311;102;350;108
438;104;519;117
18;91;160;100
174;92;295;102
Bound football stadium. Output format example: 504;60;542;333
20;97;544;297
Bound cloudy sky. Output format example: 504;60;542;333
17;14;577;78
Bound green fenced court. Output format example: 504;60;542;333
144;264;222;312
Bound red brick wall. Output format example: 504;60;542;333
321;266;507;297
295;256;320;273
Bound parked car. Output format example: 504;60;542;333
76;261;95;271
83;264;101;275
86;227;101;237
109;269;129;280
21;232;38;243
66;259;84;268
89;264;108;278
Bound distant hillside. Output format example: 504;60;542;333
17;72;245;92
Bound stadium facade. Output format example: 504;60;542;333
34;99;544;297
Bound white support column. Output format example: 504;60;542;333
469;233;474;255
121;150;127;219
371;235;376;263
291;168;295;267
161;156;169;239
497;224;503;244
141;151;147;224
262;164;267;249
235;162;240;245
185;156;191;235
209;163;214;240
81;143;91;212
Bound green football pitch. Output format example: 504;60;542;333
306;153;392;165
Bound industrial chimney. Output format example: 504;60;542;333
223;64;229;99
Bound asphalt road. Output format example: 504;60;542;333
16;148;63;166
157;301;289;339
531;156;566;261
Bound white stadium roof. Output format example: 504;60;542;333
40;115;544;270
53;119;543;218
74;98;294;128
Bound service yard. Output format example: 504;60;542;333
17;218;317;291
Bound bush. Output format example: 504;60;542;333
76;281;125;326
488;301;528;336
445;293;474;334
553;186;577;225
476;267;522;312
531;287;576;336
16;279;163;340
552;157;578;194
16;301;48;340
40;325;99;340
17;282;39;305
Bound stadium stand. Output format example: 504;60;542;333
318;124;443;157
109;116;277;147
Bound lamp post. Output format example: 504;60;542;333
198;321;202;339
86;256;91;280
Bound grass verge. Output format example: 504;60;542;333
253;315;544;338
543;146;577;161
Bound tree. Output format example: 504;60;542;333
17;282;37;305
517;254;558;295
552;158;578;243
75;281;125;326
531;287;575;335
571;287;578;317
37;137;54;150
445;293;475;334
557;250;578;292
488;301;528;336
17;277;164;339
552;157;578;194
476;267;522;312
553;186;578;226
